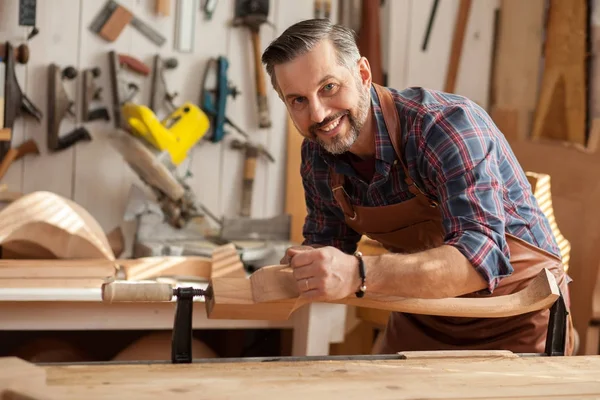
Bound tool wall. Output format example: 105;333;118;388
0;0;496;250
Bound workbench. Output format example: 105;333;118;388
0;286;348;356
4;352;600;399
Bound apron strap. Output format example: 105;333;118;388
373;83;438;205
372;83;420;196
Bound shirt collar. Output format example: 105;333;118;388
318;84;397;173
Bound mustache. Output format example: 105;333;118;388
309;111;349;134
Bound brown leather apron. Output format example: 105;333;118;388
331;84;574;355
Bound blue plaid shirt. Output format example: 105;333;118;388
300;85;561;292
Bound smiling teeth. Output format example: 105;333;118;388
322;117;341;132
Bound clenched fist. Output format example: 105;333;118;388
283;246;361;301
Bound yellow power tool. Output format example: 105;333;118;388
121;101;210;166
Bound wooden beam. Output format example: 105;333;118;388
530;0;588;145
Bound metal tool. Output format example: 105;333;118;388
175;0;197;52
200;56;247;143
230;139;274;217
101;268;570;364
47;64;92;152
102;280;209;363
1;42;42;163
121;101;210;166
90;0;167;46
108;50;150;129
203;0;219;19
149;54;179;114
0;139;39;181
81;67;110;123
422;0;440;51
232;0;272;129
109;131;201;229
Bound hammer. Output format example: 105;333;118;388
232;0;271;129
230;139;274;217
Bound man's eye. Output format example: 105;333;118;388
323;83;337;92
292;97;305;105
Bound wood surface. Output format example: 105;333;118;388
2;355;600;399
509;133;600;355
490;0;546;141
444;0;472;93
205;267;560;320
0;191;115;260
530;0;588;145
121;243;245;281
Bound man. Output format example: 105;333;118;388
261;19;574;355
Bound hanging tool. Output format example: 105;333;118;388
422;0;440;51
90;0;167;46
200;56;248;143
47;64;92;152
203;0;219;20
232;0;272;129
230;139;274;217
149;54;179;115
108;50;150;129
18;0;39;40
121;101;210;166
0;139;39;181
81;67;110;123
175;0;198;53
1;42;42;163
155;0;170;16
314;0;331;19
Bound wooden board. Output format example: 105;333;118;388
10;355;600;399
204;266;560;321
530;0;588;145
490;0;546;141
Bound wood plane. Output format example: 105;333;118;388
204;265;561;320
0;191;115;260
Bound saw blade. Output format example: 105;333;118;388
108;130;186;202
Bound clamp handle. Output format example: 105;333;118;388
101;280;174;302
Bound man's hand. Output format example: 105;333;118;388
285;246;361;301
279;245;315;264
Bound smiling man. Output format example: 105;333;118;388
261;19;575;355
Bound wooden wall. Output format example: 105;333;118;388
0;0;497;251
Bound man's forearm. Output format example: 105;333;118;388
362;245;488;299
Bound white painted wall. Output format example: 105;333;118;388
0;0;497;252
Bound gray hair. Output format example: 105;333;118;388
261;19;361;94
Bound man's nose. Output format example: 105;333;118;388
309;100;327;123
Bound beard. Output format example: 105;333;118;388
307;81;370;155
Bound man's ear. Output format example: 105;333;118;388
357;56;372;88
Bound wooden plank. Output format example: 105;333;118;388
120;256;211;281
34;355;600;398
444;0;472;93
205;267;560;320
0;259;116;278
531;0;588;145
0;278;105;289
490;0;545;140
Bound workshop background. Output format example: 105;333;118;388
1;0;600;362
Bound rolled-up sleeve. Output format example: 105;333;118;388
300;141;361;254
417;105;513;292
